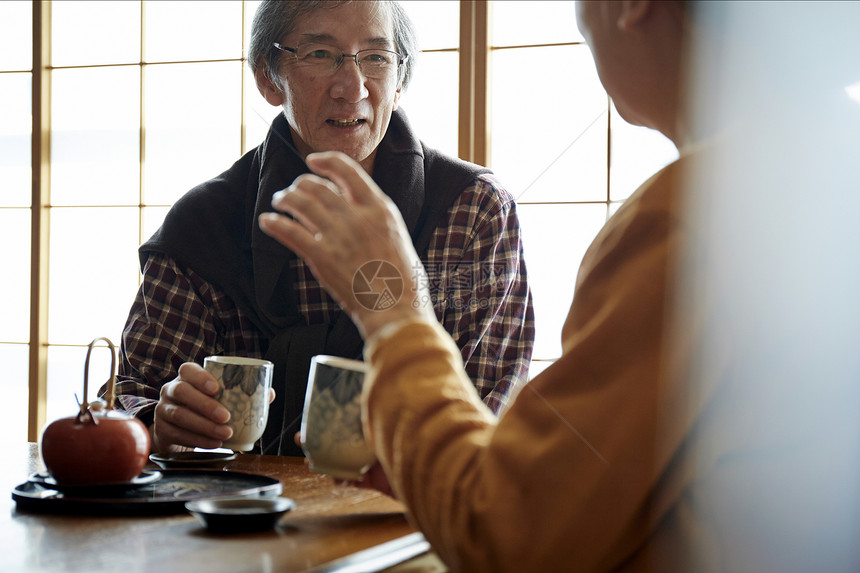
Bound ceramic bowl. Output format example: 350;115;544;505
185;497;295;533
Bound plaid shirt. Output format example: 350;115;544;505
114;174;534;425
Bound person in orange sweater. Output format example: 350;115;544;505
254;1;700;569
258;1;860;571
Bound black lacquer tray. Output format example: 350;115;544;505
12;469;282;516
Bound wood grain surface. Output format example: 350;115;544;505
1;442;415;573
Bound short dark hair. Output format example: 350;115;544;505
248;0;418;90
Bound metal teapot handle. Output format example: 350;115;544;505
81;337;117;417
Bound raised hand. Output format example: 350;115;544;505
258;151;434;340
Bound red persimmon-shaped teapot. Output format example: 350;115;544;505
40;337;150;486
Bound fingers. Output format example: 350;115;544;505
332;462;396;498
176;362;223;403
260;173;351;266
305;151;384;206
267;154;394;246
150;363;233;452
272;173;347;236
259;150;433;339
303;153;407;244
258;212;318;263
262;158;400;268
151;410;229;452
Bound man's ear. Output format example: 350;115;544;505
254;67;285;107
617;0;651;32
392;84;402;111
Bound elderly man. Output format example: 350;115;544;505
109;0;533;456
258;0;860;571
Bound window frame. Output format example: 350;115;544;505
16;0;667;440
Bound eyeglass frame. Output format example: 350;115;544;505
272;42;409;79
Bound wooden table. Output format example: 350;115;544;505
0;441;441;573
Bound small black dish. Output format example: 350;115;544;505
28;470;162;494
185;497;296;533
149;451;237;470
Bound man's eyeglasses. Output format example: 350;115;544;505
273;42;408;80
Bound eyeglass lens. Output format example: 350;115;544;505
294;44;400;78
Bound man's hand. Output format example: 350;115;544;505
334;462;396;498
258;151;435;341
151;362;277;453
150;362;233;453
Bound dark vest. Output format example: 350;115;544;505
140;108;489;454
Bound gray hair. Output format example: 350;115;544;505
248;0;418;91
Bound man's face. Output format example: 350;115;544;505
276;2;402;173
